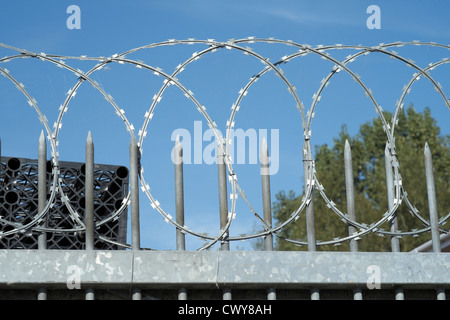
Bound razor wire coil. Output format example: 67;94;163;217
0;38;448;250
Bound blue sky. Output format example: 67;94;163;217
0;1;449;250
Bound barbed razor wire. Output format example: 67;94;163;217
0;38;448;250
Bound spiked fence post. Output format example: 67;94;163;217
385;143;404;300
260;138;276;300
85;132;95;300
385;143;400;253
260;138;273;251
217;143;229;251
217;142;231;300
174;136;185;251
130;134;141;300
424;143;441;253
344;140;362;300
85;131;95;251
424;142;446;300
344;140;358;252
130;135;141;251
259;138;277;300
37;131;47;300
174;136;187;300
302;139;319;300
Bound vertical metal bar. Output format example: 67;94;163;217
436;288;446;301
222;288;232;300
303;140;316;251
130;135;141;251
344;140;358;253
344;140;362;300
85;288;94;300
130;135;141;300
85;132;95;300
385;143;404;300
217;143;231;300
174;136;187;300
85;131;95;251
302;139;319;300
424;142;446;300
260;137;276;300
261;138;273;251
175;136;186;251
218;143;229;251
38;131;47;250
424;143;441;253
37;131;47;300
385;143;400;252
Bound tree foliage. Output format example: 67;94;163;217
272;106;449;252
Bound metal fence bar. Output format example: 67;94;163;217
130;135;141;300
424;142;446;300
261;138;273;251
174;136;187;300
2;250;448;289
130;135;141;252
424;143;441;253
303;140;316;252
85;131;95;300
85;132;95;251
385;143;400;252
302;139;319;300
344;140;358;253
385;143;405;300
174;136;186;252
344;140;363;300
217;144;231;300
218;144;230;252
260;137;276;300
37;131;47;300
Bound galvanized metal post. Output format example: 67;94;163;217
385;143;404;300
302;139;319;300
344;140;358;253
130;135;141;300
217;142;231;300
130;135;141;251
85;132;95;300
174;136;185;251
260;137;276;300
174;136;187;300
424;142;446;300
38;131;47;250
424;143;441;253
385;144;400;253
260;138;273;251
303;140;316;251
37;131;47;300
344;140;362;300
217;143;230;251
85;131;95;251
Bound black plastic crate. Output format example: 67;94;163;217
0;156;128;250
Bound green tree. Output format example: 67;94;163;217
272;106;450;252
